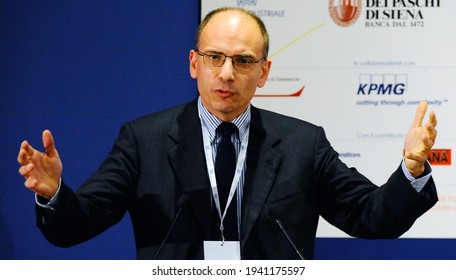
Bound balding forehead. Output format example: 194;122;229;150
204;10;253;30
196;8;269;57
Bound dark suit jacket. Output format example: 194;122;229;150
36;99;438;259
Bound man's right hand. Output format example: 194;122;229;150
17;130;63;199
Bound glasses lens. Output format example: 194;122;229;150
204;53;225;67
233;56;254;71
198;51;262;71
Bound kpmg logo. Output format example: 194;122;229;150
357;74;407;95
329;0;363;27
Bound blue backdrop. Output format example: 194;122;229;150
1;1;455;260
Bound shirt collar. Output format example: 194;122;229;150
197;97;251;143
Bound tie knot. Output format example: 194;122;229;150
217;122;238;139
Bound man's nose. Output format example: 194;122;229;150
218;57;235;82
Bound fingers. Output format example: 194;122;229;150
24;178;38;189
423;109;437;145
425;121;437;142
18;161;39;190
410;101;428;128
21;172;38;189
17;141;34;165
18;162;33;177
42;129;59;158
429;110;437;128
425;110;437;130
18;142;35;179
18;130;58;165
18;164;37;187
18;130;62;198
411;101;437;149
421;133;434;150
403;102;438;177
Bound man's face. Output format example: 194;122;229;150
189;11;271;122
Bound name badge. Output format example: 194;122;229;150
203;241;241;260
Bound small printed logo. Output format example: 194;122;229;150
237;0;258;6
428;149;452;166
254;85;305;97
329;0;362;27
357;74;408;95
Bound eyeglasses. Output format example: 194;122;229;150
196;50;265;72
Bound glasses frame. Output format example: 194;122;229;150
195;50;265;72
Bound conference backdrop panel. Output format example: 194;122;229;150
201;0;455;240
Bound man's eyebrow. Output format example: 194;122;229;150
234;53;255;58
203;49;258;58
202;49;224;54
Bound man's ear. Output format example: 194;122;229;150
189;50;198;79
257;59;272;88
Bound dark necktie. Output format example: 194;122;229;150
214;122;238;241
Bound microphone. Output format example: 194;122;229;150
275;219;305;260
153;194;190;260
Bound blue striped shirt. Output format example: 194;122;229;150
198;97;250;228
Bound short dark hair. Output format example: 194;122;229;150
195;7;269;58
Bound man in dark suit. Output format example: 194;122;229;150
18;7;438;259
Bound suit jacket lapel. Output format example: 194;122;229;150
167;100;212;238
241;106;282;249
166;102;283;245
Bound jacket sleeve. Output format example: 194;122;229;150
315;126;438;239
35;123;139;247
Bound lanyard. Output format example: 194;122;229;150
201;121;249;242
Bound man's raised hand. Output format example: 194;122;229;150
17;130;62;199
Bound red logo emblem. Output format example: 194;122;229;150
329;0;362;27
428;149;452;166
254;86;305;97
